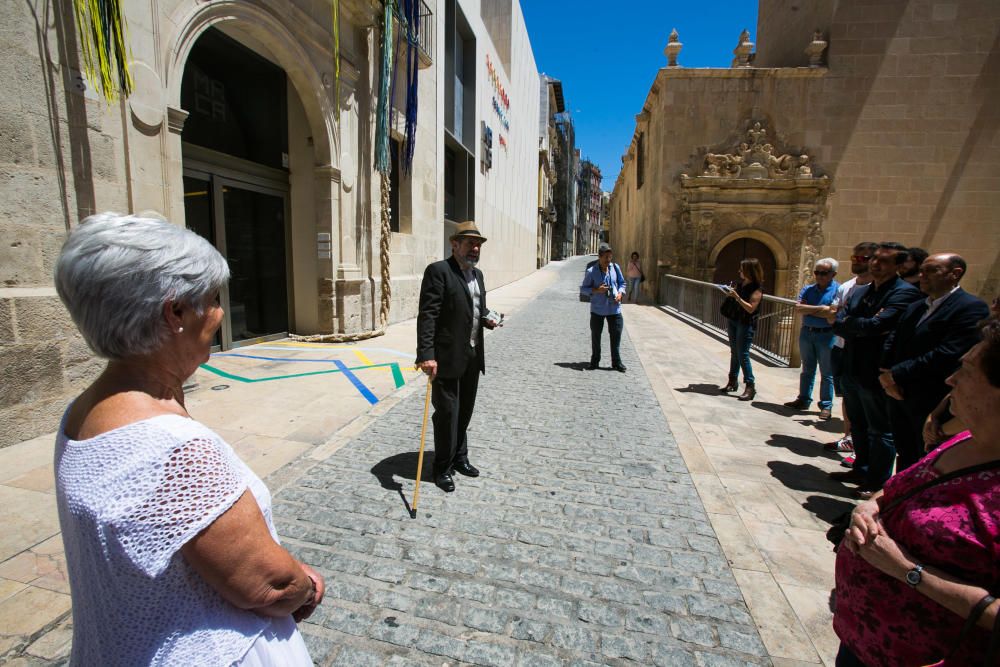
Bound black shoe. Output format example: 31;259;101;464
434;473;455;492
613;364;627;373
720;379;738;393
828;469;864;483
738;383;756;401
453;460;480;477
783;398;810;410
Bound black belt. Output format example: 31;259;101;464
803;325;832;332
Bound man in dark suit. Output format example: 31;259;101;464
829;242;922;498
415;221;499;493
879;253;989;471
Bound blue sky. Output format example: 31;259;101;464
521;2;759;191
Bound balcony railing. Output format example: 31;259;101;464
659;274;801;367
393;0;434;68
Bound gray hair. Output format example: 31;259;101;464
815;257;839;273
55;212;230;359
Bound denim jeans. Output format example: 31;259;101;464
840;374;895;490
798;327;835;409
627;277;641;302
726;319;756;385
590;313;623;367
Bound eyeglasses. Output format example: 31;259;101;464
813;270;832;276
851;255;873;262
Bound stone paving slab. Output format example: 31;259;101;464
283;257;769;666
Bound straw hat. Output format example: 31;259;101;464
450;221;487;243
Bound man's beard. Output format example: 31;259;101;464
465;255;479;267
900;266;919;279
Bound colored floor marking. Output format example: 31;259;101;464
353;349;374;366
390;362;404;388
333;360;378;404
215;353;340;364
199;361;408;386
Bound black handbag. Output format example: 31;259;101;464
640;271;646;283
719;296;743;321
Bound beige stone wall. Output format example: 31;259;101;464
613;0;1000;303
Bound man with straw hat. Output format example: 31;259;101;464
415;221;499;493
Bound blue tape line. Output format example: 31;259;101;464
334;359;379;404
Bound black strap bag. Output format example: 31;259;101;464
719;296;743;321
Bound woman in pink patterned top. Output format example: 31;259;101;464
832;317;1000;666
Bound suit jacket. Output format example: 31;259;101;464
882;287;989;412
833;276;922;387
415;256;487;379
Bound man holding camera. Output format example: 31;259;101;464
416;221;500;493
580;242;628;372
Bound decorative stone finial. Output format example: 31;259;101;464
805;30;828;67
664;28;683;67
731;29;754;68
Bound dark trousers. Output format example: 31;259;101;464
590;313;623;367
726;319;756;385
841;375;895;490
431;361;480;477
888;397;931;473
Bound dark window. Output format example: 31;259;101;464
444;146;457;220
181;28;288;169
636;133;644;189
389;138;401;233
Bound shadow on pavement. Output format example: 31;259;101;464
768;460;857;500
674;383;724;396
803;494;856;524
553;361;592;371
796;417;844;433
765;433;841;461
371;451;436;488
750;400;800;417
372;452;438;517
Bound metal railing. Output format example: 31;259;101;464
659;274;801;367
394;0;434;67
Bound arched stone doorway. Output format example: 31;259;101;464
164;1;349;340
712;237;777;290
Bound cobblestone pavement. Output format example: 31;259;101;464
286;256;770;666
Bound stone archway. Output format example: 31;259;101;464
674;120;830;298
709;228;789;294
162;1;357;335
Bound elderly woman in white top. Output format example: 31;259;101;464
54;213;324;666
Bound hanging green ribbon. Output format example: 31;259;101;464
374;0;394;174
73;0;134;102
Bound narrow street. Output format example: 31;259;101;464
282;257;769;666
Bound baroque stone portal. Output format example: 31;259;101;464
675;121;831;297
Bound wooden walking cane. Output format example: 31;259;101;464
411;376;432;518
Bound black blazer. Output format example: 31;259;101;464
833;276;922;387
415;256;487;379
882;287;989;411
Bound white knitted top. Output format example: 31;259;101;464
55;412;303;666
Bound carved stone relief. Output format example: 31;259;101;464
674;120;831;297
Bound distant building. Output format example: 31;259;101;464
551;105;578;260
612;0;1000;303
537;75;559;268
576;160;602;254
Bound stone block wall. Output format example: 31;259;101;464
613;0;1000;301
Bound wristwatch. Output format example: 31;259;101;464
905;564;924;587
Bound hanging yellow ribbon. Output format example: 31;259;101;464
72;0;134;103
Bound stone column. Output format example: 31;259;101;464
314;165;341;333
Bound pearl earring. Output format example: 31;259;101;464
177;327;184;333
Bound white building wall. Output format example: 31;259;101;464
453;0;540;288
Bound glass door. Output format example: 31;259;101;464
182;171;291;349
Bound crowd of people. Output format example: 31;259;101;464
776;242;998;666
713;241;999;666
